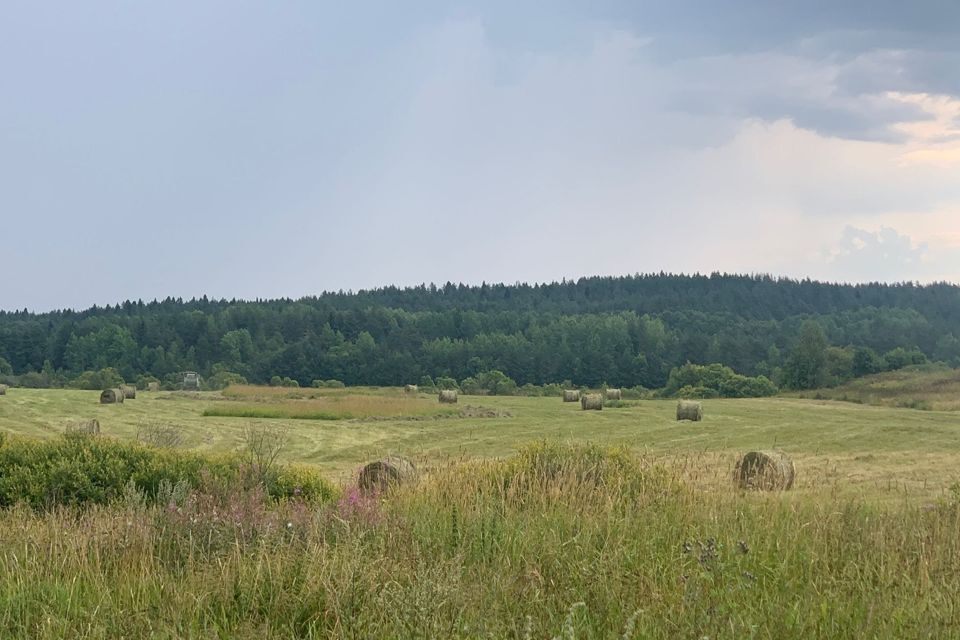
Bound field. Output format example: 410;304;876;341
796;365;960;412
1;386;958;499
1;386;960;637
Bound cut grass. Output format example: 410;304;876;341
2;387;960;500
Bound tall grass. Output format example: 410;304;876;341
205;396;459;421
799;366;960;411
0;442;958;638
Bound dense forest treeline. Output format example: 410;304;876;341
1;274;958;391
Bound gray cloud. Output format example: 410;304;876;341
825;226;929;281
1;3;959;310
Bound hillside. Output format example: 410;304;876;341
798;365;960;412
1;274;959;389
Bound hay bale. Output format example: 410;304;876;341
438;389;458;404
0;384;7;395
562;389;580;402
147;382;160;392
605;388;622;400
99;388;124;404
358;456;417;494
120;384;137;399
734;450;795;491
404;384;418;394
580;393;603;410
66;419;100;435
676;400;703;421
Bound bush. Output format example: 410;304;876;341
206;369;247;390
518;383;544;397
674;385;720;399
621;385;648;400
459;376;485;395
434;376;460;391
542;383;563;397
134;374;161;391
883;347;928;372
69;368;125;391
664;363;778;398
0;433;335;510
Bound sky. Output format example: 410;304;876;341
2;1;959;311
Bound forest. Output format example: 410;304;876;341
0;274;957;392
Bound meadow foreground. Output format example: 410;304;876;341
0;387;958;638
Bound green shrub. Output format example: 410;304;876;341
673;385;720;399
206;367;247;390
460;376;484;395
0;433;335;510
664;363;778;398
541;382;563;397
434;376;460;391
69;368;125;391
518;383;544;396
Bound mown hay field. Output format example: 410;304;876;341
0;386;958;500
1;387;960;637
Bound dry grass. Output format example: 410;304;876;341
1;442;959;638
206;393;458;421
799;366;960;411
222;384;402;401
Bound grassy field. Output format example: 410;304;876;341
2;386;960;637
796;365;960;412
0;386;958;501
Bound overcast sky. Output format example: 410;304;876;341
2;1;959;311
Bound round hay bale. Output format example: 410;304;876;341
0;384;7;396
562;389;580;402
734;450;795;491
67;419;100;435
676;400;703;421
404;384;418;394
605;388;622;400
100;388;124;404
147;382;161;392
358;456;417;494
438;389;458;404
580;393;603;410
120;384;137;399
